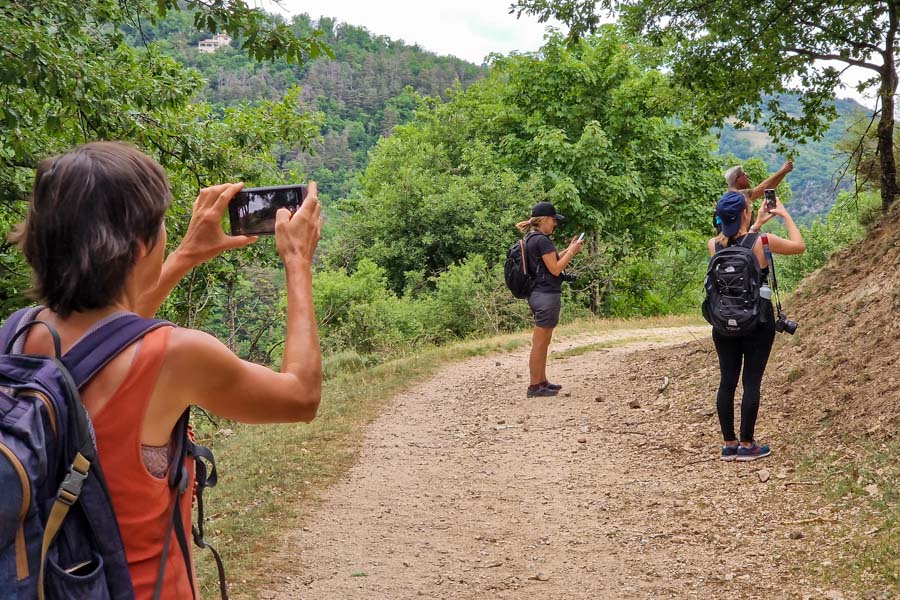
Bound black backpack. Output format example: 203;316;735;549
504;232;541;299
701;233;766;336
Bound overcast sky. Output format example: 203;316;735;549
264;0;558;64
263;0;877;109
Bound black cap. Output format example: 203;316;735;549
532;201;565;222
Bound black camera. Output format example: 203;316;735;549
560;270;577;283
774;311;799;335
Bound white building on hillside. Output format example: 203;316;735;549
198;33;232;53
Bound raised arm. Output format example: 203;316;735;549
135;183;257;317
760;196;805;256
157;183;323;425
748;160;793;201
541;236;584;275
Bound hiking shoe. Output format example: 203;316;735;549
543;381;562;391
526;383;558;398
736;442;771;462
721;444;739;461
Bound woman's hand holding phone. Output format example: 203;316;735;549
569;233;585;254
135;182;260;317
178;182;259;267
275;181;322;267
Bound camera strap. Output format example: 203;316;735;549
760;234;785;314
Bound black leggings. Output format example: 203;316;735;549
712;311;776;442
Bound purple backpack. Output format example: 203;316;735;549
0;307;227;600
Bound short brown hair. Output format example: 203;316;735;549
12;142;171;317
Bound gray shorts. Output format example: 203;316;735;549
528;291;561;328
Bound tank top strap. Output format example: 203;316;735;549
93;326;173;435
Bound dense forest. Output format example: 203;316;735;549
122;13;483;203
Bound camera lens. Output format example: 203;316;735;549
775;313;799;335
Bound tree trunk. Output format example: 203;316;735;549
878;69;898;212
589;232;599;314
878;13;899;212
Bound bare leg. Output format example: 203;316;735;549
529;326;555;385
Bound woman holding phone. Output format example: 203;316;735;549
5;141;323;598
709;190;804;461
516;201;584;397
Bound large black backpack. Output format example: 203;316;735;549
702;233;766;336
504;232;541;299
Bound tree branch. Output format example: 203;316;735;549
795;19;883;54
785;47;881;71
833;108;880;197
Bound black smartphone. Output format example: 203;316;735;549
764;188;776;211
228;184;308;236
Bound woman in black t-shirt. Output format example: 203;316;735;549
515;201;584;398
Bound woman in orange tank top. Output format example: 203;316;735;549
11;142;323;598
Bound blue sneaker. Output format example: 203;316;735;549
721;445;739;461
736;442;771;462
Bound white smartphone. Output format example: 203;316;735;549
577;232;585;242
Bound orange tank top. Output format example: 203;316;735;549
89;326;196;599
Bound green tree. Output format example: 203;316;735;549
511;0;898;212
0;0;324;316
334;29;723;314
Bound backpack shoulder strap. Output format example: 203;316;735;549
61;313;172;389
714;233;758;254
738;232;759;249
1;306;45;354
523;231;546;275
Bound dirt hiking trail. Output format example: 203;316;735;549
261;326;842;600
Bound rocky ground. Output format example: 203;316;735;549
258;325;890;600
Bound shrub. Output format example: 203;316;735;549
313;259;426;355
426;255;527;339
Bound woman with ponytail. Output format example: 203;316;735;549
709;190;804;461
517;201;584;398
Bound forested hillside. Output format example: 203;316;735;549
717;96;872;221
131;12;868;221
2;5;879;372
122;13;483;201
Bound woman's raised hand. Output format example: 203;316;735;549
754;199;778;229
766;196;790;219
275;181;322;266
568;236;585;254
178;182;258;266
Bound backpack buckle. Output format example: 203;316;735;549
57;462;89;505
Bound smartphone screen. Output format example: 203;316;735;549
764;189;776;210
228;184;308;235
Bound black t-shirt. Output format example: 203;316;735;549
525;233;562;294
